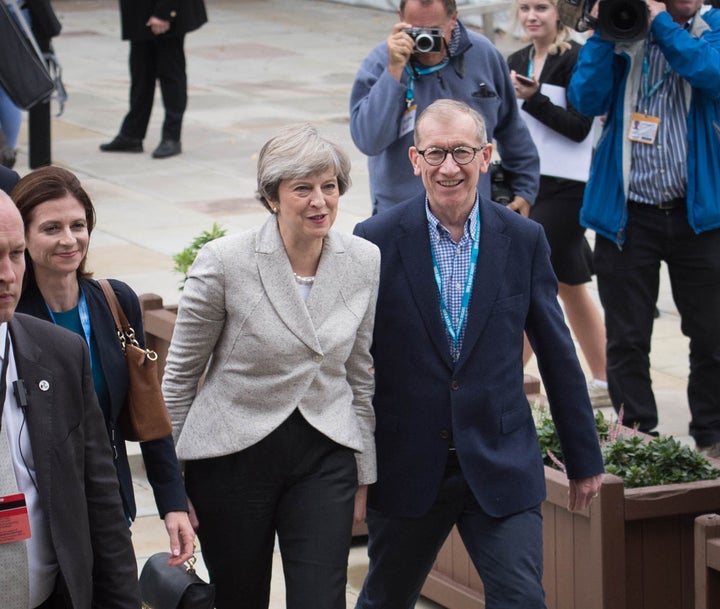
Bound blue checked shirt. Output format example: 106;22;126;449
426;195;480;362
628;30;689;205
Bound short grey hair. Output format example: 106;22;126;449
399;0;457;18
414;99;488;148
256;124;352;213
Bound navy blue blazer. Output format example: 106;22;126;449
355;194;604;519
17;277;187;520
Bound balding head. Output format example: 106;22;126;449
0;192;26;323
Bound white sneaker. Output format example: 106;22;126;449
587;380;612;409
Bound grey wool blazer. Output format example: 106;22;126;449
162;215;380;484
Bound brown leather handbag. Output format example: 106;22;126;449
99;279;172;442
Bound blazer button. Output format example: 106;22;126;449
439;430;450;440
313;354;323;362
450;380;459;390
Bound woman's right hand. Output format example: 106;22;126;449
510;70;539;100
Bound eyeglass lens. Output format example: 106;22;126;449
422;147;478;166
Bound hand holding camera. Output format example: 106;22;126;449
387;22;446;81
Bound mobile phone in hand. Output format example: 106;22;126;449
515;74;536;87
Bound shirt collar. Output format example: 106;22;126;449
425;192;480;242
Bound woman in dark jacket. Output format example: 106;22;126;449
507;0;610;407
12;165;194;566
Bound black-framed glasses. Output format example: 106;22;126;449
416;145;485;166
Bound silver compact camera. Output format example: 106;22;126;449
403;27;443;53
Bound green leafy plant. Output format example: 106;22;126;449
172;223;227;289
533;404;719;489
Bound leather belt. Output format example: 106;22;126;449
629;197;685;210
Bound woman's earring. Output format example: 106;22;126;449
272;206;278;214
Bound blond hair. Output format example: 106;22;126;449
513;0;572;56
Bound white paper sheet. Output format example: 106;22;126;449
518;83;597;182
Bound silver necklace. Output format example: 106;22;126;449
293;273;315;285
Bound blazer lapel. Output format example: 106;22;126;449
255;217;322;354
7;318;54;505
455;199;511;371
397;202;454;369
305;231;344;331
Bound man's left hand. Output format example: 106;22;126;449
147;16;171;35
507;195;531;217
568;473;604;512
646;0;667;24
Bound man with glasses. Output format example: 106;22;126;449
350;0;539;216
353;99;603;609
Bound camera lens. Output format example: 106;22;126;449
598;0;648;41
414;33;435;53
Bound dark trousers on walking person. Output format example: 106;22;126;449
594;201;720;449
356;452;546;609
120;35;187;145
185;410;358;609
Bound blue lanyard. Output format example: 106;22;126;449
430;215;480;352
46;288;95;372
641;39;671;112
405;59;448;107
527;46;535;79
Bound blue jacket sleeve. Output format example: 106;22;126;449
349;44;409;156
568;33;619;117
653;11;720;98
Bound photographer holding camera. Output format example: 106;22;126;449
568;0;720;456
350;0;539;216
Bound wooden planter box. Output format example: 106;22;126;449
695;513;720;609
421;463;720;609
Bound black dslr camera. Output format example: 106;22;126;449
403;27;444;53
558;0;648;41
490;162;514;206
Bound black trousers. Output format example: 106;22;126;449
185;410;358;609
119;34;187;142
594;202;720;446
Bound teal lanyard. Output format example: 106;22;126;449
430;216;480;353
46;288;95;372
527;46;535;78
641;39;671;113
405;59;448;107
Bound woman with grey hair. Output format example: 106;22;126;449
162;123;380;609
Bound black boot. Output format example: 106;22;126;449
152;139;182;159
99;134;143;153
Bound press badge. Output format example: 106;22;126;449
0;493;31;544
399;104;417;139
628;113;660;144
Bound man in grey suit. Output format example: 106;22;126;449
0;192;141;608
